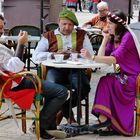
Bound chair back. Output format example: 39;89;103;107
9;25;41;36
45;23;59;32
89;33;103;54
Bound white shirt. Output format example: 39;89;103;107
0;44;24;73
32;28;94;63
0;57;24;73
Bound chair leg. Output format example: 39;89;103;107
35;100;41;140
135;74;140;136
85;95;89;124
35;120;40;140
21;110;26;133
80;94;89;124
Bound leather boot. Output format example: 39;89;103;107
56;111;63;125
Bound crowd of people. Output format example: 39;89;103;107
0;0;140;140
65;0;101;13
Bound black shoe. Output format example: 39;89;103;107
88;119;111;131
98;129;120;136
40;128;55;140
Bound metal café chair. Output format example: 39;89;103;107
88;33;103;72
45;23;59;32
8;25;41;71
89;33;103;55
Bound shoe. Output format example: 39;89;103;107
88;119;111;131
59;124;91;136
98;129;120;136
56;111;63;125
40;128;55;140
29;124;35;134
46;130;67;139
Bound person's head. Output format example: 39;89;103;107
0;14;5;37
58;9;79;35
107;10;127;43
97;1;108;19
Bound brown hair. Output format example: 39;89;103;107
108;10;128;43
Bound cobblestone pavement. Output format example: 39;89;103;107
0;10;140;140
1;67;139;140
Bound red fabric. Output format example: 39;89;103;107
93;0;99;3
0;71;22;93
66;0;78;2
0;71;22;87
1;71;36;110
3;89;36;110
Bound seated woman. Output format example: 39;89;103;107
80;9;140;136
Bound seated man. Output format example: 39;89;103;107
32;9;94;124
0;15;68;140
82;1;108;30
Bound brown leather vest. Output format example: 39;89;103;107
43;29;87;53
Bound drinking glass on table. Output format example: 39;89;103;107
71;53;78;61
54;54;64;63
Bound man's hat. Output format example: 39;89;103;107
59;9;79;26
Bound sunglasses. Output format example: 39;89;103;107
98;9;107;13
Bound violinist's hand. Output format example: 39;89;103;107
80;48;92;60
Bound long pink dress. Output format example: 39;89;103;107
92;31;140;136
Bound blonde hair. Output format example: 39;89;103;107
97;1;108;10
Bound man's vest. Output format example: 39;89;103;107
43;29;87;53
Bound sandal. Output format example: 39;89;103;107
98;129;120;136
88;119;111;131
59;124;90;137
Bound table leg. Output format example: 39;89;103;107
77;69;81;125
69;69;72;123
69;69;82;125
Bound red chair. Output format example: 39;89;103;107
0;71;42;140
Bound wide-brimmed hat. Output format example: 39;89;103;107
59;9;79;26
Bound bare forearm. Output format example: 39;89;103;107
98;37;108;56
94;55;116;65
15;44;25;60
15;31;28;59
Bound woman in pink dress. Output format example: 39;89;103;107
80;9;140;136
